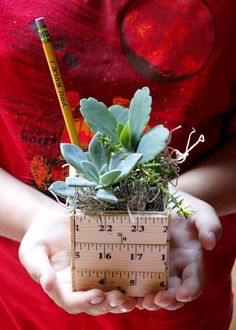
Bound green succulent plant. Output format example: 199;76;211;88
49;86;192;217
50;138;143;203
79;87;169;162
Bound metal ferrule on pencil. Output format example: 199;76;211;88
37;25;51;44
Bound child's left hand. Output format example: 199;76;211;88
136;191;222;311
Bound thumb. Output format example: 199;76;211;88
19;242;56;292
192;204;222;251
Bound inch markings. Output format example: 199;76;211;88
74;270;168;297
71;211;171;296
74;212;169;245
75;243;168;272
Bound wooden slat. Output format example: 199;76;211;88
70;210;170;297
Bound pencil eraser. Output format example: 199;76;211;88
35;17;45;29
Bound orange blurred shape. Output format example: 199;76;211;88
52;164;69;182
143;124;151;133
30;155;53;190
61;117;94;150
112;97;130;108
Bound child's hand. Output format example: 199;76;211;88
136;192;222;311
19;207;136;315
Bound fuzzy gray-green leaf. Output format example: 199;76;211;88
96;188;118;203
129;87;152;149
137;125;170;163
114;153;143;183
88;132;109;171
109;105;129;126
48;181;75;198
66;177;97;187
60;143;87;173
80;160;99;183
109;153;123;171
80;97;119;142
100;169;122;186
100;163;109;175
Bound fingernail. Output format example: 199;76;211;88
176;296;193;302
177;296;192;302
40;276;46;290
119;307;131;313
208;232;216;249
109;299;124;308
90;296;104;305
156;300;170;307
146;306;158;311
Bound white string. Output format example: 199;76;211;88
49;190;67;208
62;163;69;168
126;204;136;223
168;127;205;164
170;125;182;134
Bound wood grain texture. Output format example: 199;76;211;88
70;210;170;297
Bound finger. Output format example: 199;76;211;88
110;296;137;313
19;243;56;291
45;270;106;314
154;276;185;311
175;262;205;302
105;290;127;308
46;271;132;315
135;297;145;310
141;294;161;311
102;290;136;314
51;285;134;315
192;204;222;250
58;289;106;315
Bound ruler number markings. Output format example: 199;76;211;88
72;212;169;295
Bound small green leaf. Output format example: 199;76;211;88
116;123;124;138
129;87;152;149
48;181;75;198
66;177;97;187
120;121;130;148
89;132;110;171
109;105;129;126
137;125;170;162
100;170;122;186
80;160;99;183
96;188;118;203
60;143;87;173
80;98;119;143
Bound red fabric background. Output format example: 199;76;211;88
0;0;236;329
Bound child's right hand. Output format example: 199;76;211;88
19;206;136;315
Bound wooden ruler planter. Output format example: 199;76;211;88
70;210;171;297
46;87;193;296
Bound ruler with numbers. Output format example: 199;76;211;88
70;211;171;297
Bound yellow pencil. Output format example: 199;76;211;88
35;17;81;147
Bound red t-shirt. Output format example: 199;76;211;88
0;0;236;329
